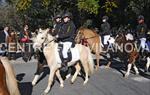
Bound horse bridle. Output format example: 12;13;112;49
42;34;56;47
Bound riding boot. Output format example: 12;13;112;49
61;53;71;72
61;61;68;72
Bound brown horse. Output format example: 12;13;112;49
106;32;139;77
75;27;102;69
0;57;20;95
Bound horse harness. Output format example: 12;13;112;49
81;35;99;46
41;34;72;64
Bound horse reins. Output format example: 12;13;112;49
83;35;99;40
42;34;56;47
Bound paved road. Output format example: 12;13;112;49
10;58;150;95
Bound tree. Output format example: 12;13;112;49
0;4;23;31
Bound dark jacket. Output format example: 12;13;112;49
0;30;7;44
101;22;111;35
136;23;147;39
52;22;63;36
19;30;31;42
0;30;7;51
58;21;76;42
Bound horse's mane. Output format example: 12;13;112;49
79;27;98;36
0;57;20;95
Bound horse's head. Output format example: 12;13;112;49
75;30;84;43
32;28;51;49
115;32;126;45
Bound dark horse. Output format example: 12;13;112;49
0;57;20;95
31;49;47;86
106;31;139;78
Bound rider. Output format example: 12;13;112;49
57;12;76;67
101;16;111;49
52;13;63;36
136;15;148;53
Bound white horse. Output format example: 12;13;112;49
32;28;94;93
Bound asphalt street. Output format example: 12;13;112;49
10;58;150;95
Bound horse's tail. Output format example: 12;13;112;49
1;57;20;95
87;47;94;74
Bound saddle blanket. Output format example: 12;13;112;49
56;46;80;64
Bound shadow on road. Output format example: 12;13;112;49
18;82;33;95
16;73;33;95
98;57;150;79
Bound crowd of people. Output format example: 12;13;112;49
0;24;31;59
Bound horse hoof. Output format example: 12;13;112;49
83;80;88;85
124;74;129;78
66;74;71;79
60;84;64;88
44;90;49;94
32;82;36;86
135;72;139;75
70;80;74;84
105;66;110;69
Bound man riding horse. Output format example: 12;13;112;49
52;13;63;36
136;15;148;58
100;15;111;49
56;12;76;68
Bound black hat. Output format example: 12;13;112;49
62;12;72;19
54;14;62;20
102;16;109;20
138;15;144;20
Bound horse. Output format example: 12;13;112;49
105;31;139;78
0;57;20;95
32;28;94;93
144;39;150;72
75;27;102;70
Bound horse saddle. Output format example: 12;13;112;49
58;43;72;64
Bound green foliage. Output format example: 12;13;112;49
77;0;100;14
102;0;118;13
0;5;23;30
15;0;31;11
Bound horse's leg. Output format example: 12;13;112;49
81;60;89;85
56;69;64;88
145;57;150;72
44;68;56;93
71;63;81;84
105;61;112;69
95;43;100;70
32;62;44;86
66;67;72;79
133;63;139;75
125;63;132;78
105;52;112;69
